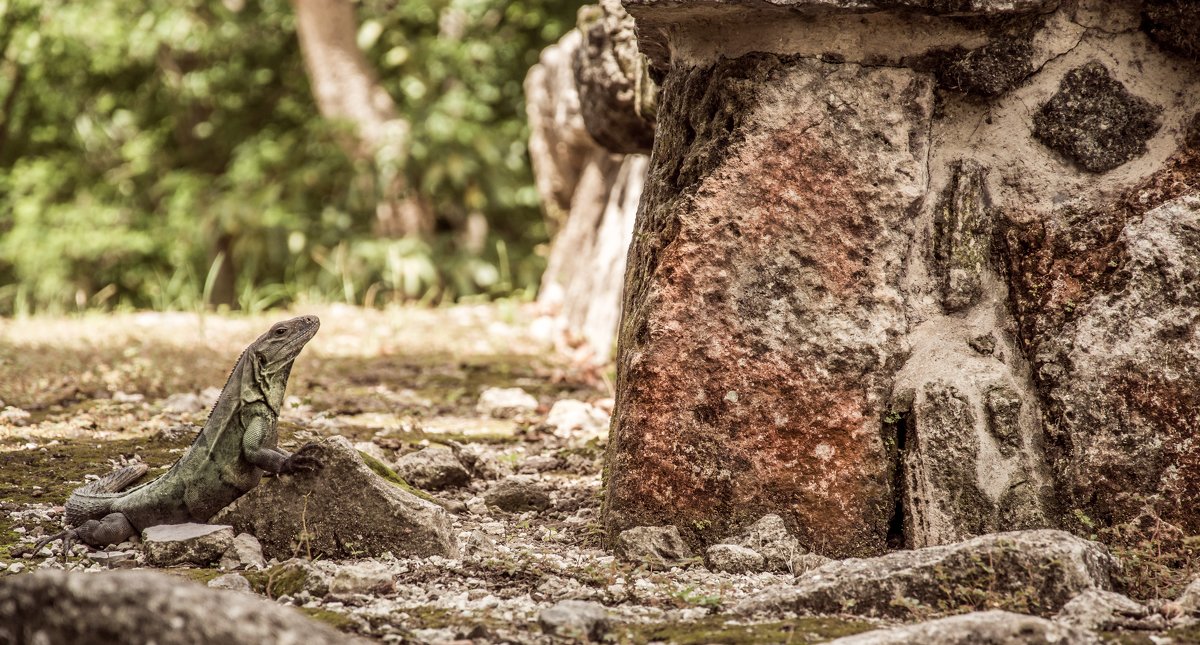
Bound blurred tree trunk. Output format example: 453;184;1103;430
290;0;431;237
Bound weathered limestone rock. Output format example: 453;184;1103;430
219;533;266;571
705;543;765;573
827;610;1101;645
483;476;552;513
604;51;933;557
208;573;252;593
722;514;806;572
142;523;235;567
476;387;539;419
545;399;610;444
1004;190;1200;532
605;0;1200;554
327;561;395;598
574;0;656;154
614;525;693;570
213;436;456;560
1178;576;1200;614
527;23;651;359
538;599;612;641
0;570;363;645
736;530;1114;618
1054;589;1161;632
395;446;471;490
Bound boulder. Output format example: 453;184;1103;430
603;52;933;557
614;525;693;570
395;446;470;490
737;530;1114;618
207;573;252;593
1053;589;1161;632
1179;576;1200;614
0;570;364;645
723;514;805;572
327;561;395;598
212;436;456;560
141;523;235;567
827;610;1101;645
573;0;656;154
219;533;266;571
484;477;551;513
538;599;612;641
476;387;538;419
704;543;764;574
1005;193;1200;534
545;399;610;444
484;476;552;513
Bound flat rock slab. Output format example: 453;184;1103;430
213;436;456;560
142;523;235;567
615;525;694;570
0;570;365;645
827;610;1101;644
737;530;1115;618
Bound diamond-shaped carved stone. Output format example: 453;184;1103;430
1033;62;1161;173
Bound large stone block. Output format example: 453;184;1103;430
603;52;932;557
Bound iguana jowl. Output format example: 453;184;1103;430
34;315;323;555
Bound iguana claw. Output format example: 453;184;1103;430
282;442;323;474
30;528;78;563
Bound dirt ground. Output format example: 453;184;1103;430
0;305;879;643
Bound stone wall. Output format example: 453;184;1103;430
602;0;1200;555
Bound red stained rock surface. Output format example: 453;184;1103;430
603;55;932;557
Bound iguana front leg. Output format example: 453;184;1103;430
241;409;322;475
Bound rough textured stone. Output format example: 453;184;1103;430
984;385;1022;457
903;381;993;547
219;533;266;571
827;610;1101;645
213;436;456;560
574;0;656;154
934;36;1034;98
1032;62;1162;173
327;561;395;598
395;446;471;490
603;52;932;557
614;525;693;570
0;570;362;645
1054;589;1160;631
484;476;552;513
932;161;991;312
1005;191;1200;532
538;599;611;641
1142;0;1200;60
736;530;1115;618
476;387;539;418
208;573;252;593
142;523;235;567
545;399;610;444
724;514;805;572
705;543;765;573
1178;576;1200;614
528;26;649;359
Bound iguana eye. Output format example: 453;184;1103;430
274;327;287;336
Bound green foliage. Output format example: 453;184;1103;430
0;0;580;314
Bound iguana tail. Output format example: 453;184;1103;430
64;464;149;526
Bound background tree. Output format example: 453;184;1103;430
0;0;581;314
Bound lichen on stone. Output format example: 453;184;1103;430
1032;62;1162;173
935;35;1034;98
1142;0;1200;60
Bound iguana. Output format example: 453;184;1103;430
32;315;323;556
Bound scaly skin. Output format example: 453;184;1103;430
33;316;323;557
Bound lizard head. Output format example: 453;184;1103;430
252;315;321;374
